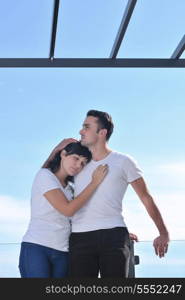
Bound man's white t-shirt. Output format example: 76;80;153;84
71;151;142;232
22;168;73;251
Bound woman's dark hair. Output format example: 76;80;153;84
45;142;92;183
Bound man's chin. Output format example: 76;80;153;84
80;140;87;146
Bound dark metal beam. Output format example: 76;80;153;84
171;35;185;59
110;0;137;59
0;58;185;68
49;0;60;60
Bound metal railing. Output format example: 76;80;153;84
0;240;184;278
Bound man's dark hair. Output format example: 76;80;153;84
45;142;92;183
87;110;114;140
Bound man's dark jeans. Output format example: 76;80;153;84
69;226;131;278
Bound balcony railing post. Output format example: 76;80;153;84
128;240;140;277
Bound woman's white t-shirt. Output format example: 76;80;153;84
22;168;73;251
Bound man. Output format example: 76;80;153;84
43;110;169;278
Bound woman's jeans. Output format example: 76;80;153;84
19;242;69;278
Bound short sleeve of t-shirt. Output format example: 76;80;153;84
123;155;143;183
33;168;61;195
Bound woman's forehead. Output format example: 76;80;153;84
71;154;87;161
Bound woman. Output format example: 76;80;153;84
19;141;108;278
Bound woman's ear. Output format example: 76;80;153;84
60;149;67;159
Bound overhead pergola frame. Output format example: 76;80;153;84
109;0;137;59
171;35;185;59
0;0;185;68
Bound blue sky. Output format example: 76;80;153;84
0;0;185;277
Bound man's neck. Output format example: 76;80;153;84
89;144;112;161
